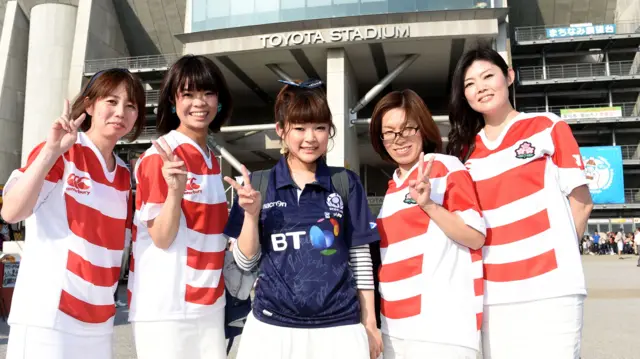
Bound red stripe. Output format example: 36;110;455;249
186;247;225;270
59;290;115;324
185;282;225;305
386;161;449;195
20;142;64;182
182;200;228;235
378;206;430;248
379;255;423;283
131;224;138;243
484;249;558;282
175;144;221;176
136;155;168;205
471;116;554;159
470;249;482;262
476;312;483;331
129;254;135;273
127;289;132;308
443;170;481;213
550;121;584;170
64;144;130;191
474;277;483;297
66;251;120;287
486;209;550;246
65;194;126;251
381;295;421;319
475;158;546;211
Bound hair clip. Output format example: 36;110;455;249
278;79;324;89
217;103;222;113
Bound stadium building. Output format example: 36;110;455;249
0;0;637;232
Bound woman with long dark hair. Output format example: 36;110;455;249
448;45;593;359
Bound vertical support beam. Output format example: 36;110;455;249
608;88;613;106
612;129;617;146
495;21;510;66
545;93;549;112
511;82;517;109
605;52;611;76
326;48;360;175
542;50;547;80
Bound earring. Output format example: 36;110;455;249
217;104;222;113
171;106;176;114
280;142;289;155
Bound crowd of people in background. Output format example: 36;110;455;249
581;228;640;264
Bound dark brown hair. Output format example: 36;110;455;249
156;55;233;135
70;68;146;141
370;89;442;163
274;82;336;139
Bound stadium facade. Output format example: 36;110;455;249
0;0;637;232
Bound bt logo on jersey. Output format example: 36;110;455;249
271;231;306;251
271;218;340;255
66;174;91;195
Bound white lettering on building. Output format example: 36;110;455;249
259;25;410;48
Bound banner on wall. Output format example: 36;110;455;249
580;146;625;204
560;107;622;120
546;24;616;38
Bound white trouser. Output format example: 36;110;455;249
236;312;370;359
482;294;585;359
6;324;112;359
382;334;477;359
133;311;226;359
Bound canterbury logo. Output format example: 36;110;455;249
184;177;202;194
66;174;91;194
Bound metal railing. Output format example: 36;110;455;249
519;61;638;81
514;20;640;42
519;102;640;118
625;188;640;203
146;90;160;105
621;145;640;161
84;54;181;74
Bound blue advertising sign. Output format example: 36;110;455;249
546;24;616;39
580;146;625;204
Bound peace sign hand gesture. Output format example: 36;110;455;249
45;99;87;156
224;166;261;218
408;153;436;212
153;138;188;194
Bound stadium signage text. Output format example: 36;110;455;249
260;25;410;48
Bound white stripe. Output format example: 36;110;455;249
483;228;554;264
67;233;123;268
135;204;163;225
182;173;227;205
379;275;423;301
482;189;548;228
475;295;484;314
471;259;483;276
381;235;426;265
456;209;486;236
557;167;587;196
378;178;447;219
466;128;553;181
186;229;227;253
63;270;117;306
185;267;222;288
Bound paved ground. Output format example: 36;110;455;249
0;254;638;358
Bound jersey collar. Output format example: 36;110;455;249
274;156;332;191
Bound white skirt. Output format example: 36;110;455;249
6;324;112;359
482;294;585;359
382;334;478;359
133;311;226;359
236;312;370;359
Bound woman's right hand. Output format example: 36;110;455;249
44;99;86;155
224;165;261;218
153;138;188;194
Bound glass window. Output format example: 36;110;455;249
192;0;208;22
230;0;254;15
207;0;230;18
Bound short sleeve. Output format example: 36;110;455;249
3;142;65;211
550;121;588;196
344;170;380;248
135;154;168;223
443;168;486;236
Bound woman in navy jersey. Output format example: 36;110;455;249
448;45;593;359
223;80;382;359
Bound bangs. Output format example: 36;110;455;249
173;57;220;94
279;89;331;126
92;71;144;106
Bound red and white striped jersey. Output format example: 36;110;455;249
465;112;587;305
376;154;485;351
3;133;132;336
128;130;227;322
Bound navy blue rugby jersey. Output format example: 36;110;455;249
224;157;380;329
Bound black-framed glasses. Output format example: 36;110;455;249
83;68;131;95
278;79;323;89
381;127;419;141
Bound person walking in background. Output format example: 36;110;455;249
447;45;593;359
128;55;232;359
635;228;640;265
369;90;485;359
1;68;146;359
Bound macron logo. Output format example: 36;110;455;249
66;174;91;195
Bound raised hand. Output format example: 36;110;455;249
153;138;188;194
408;152;435;211
224;165;261;218
45;99;87;155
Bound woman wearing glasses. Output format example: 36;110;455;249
1;68;146;359
370;90;486;359
223;79;382;359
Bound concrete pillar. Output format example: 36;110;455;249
608;88;614;107
22;4;77;165
605;52;611;76
495;21;510;66
326;48;360;176
544;94;549;112
542;50;547;80
0;1;29;183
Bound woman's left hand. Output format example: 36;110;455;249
408;152;436;212
365;322;383;359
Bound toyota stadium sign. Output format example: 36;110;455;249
260;25;411;48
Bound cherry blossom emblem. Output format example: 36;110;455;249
515;141;536;159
